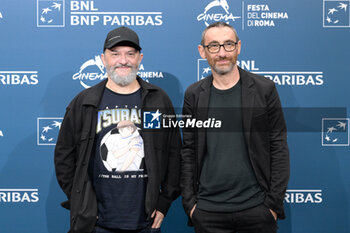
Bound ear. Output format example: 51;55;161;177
101;53;106;66
138;52;144;63
198;45;206;59
236;40;242;55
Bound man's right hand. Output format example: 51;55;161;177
190;204;197;219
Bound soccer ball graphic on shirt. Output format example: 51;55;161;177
100;120;145;172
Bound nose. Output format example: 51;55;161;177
118;54;128;65
217;45;227;57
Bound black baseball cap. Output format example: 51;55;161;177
103;26;142;51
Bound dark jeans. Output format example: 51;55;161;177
192;204;278;233
92;226;161;233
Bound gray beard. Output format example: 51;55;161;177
212;63;234;75
107;66;138;87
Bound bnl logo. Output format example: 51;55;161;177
197;59;212;81
323;0;350;27
322;118;349;146
143;110;161;129
37;117;63;145
37;0;65;27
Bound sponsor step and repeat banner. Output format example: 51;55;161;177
0;0;349;232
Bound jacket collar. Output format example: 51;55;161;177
200;74;213;91
81;79;107;107
137;76;158;104
238;66;254;90
239;66;255;149
81;76;158;107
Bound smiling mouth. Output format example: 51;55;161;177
116;66;131;70
216;60;229;64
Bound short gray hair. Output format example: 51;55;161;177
201;22;239;45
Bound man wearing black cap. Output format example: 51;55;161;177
55;26;181;233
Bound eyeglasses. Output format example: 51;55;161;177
202;41;238;53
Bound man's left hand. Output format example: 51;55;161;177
269;209;277;221
151;210;164;228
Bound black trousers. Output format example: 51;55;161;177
93;226;161;233
192;204;278;233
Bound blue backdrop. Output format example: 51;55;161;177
1;0;350;232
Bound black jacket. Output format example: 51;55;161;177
180;67;290;220
54;78;181;233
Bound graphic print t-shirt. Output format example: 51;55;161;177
90;87;148;230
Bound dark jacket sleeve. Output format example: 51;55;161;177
54;102;79;210
263;84;290;219
156;94;182;216
180;89;197;216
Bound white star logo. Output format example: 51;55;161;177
42;7;52;14
0;130;3;137
336;121;346;130
41;134;47;141
328;8;338;14
338;3;348;11
52;121;62;129
52;2;61;11
322;118;350;146
203;67;211;74
42;125;52;133
150;110;162;122
327;126;337;133
325;135;331;141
